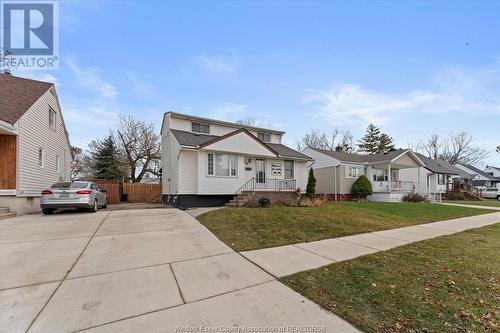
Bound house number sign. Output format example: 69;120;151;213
271;162;282;176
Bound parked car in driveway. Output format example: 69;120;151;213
481;187;500;200
40;181;107;215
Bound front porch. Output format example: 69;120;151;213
371;180;421;193
365;150;427;202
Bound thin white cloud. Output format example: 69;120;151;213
193;53;237;73
304;63;500;127
66;58;118;98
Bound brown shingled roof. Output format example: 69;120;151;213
0;73;53;124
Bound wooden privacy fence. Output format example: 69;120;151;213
123;183;162;203
91;179;121;204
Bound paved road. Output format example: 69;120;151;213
0;209;359;333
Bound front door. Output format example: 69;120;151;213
255;158;266;184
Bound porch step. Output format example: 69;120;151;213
0;207;9;213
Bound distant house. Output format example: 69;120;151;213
161;112;311;207
456;164;499;188
484;165;500;180
303;148;427;202
0;73;72;215
399;153;471;195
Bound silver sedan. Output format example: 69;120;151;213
40;181;108;215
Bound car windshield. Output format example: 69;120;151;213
50;182;88;189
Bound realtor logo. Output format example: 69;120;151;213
1;0;59;70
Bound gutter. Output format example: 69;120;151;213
0;120;18;135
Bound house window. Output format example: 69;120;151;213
207;154;214;175
284;160;294;179
56;155;60;172
38;148;44;167
257;133;271;142
207;153;237;177
347;166;362;178
438;174;446;185
372;169;388;181
191;122;210;134
49;107;56;129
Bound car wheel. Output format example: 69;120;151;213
102;199;107;209
90;200;98;213
42;208;54;215
497;195;500;201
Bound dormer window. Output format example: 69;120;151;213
257;133;271;142
191;122;210;134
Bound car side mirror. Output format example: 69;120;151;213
101;189;107;193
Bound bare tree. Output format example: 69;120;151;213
296;129;329;151
440;132;489;165
415;132;489;165
297;128;355;152
70;146;94;180
116;114;161;183
497;145;500;154
237;117;271;129
417;134;442;159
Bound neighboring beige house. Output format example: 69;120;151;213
303;148;427;202
161;112;312;207
399;153;467;197
0;73;72;216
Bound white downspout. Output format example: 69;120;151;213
334;165;337;202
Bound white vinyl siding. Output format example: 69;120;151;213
56;155;60;172
16;89;72;196
302;148;340;169
178;150;198;194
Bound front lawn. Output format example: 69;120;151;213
281;223;500;333
444;199;500;208
197;202;493;251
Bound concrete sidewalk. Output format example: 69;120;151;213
440;202;500;210
241;212;500;278
0;208;361;333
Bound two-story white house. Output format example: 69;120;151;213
0;73;72;216
161;112;311;207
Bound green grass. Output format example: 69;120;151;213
281;223;500;333
444;199;500;208
197;202;494;251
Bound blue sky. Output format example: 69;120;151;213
19;0;500;166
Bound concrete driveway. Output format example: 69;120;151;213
0;209;359;333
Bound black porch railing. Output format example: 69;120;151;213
235;178;296;205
